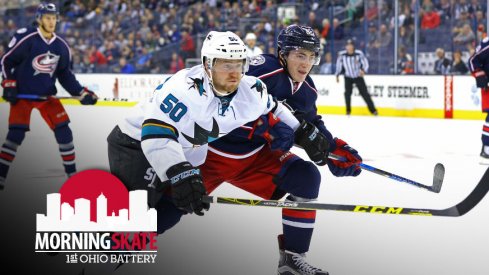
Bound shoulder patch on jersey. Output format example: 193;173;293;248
476;45;481;52
8;37;17;48
187;77;207;96
16;28;27;34
249;55;265;66
251;79;266;97
483;37;489;43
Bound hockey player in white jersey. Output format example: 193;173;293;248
107;31;305;224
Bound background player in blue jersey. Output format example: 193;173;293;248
469;37;489;164
0;2;98;189
204;25;362;275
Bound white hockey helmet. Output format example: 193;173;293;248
201;31;249;73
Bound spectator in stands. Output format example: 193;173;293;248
320;18;330;40
367;22;377;49
114;57;135;74
477;24;487;42
180;28;196;60
307;11;321;31
398;25;414;47
474;10;485;26
319;52;334;74
136;47;152;71
332;18;344;40
346;0;363;23
433;48;451;74
104;41;120;65
450;50;469;74
74;55;95;74
244;32;263;58
421;4;441;29
169;52;184;74
436;0;452;22
365;0;378;21
452;10;471;35
372;24;392;49
454;0;471;19
88;45;108;70
397;46;414;74
453;23;476;46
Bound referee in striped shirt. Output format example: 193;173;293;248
335;39;378;116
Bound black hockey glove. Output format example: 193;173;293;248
294;120;330;166
167;161;209;216
79;87;98;105
473;70;488;88
1;79;18;105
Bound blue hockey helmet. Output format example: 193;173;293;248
36;2;59;20
277;25;320;57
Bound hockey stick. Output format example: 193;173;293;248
16;94;131;102
202;167;489;217
328;153;445;193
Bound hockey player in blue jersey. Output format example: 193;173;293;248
0;2;98;189
469;37;489;164
204;25;362;275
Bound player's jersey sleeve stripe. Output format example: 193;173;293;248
470;44;489;71
1;32;37;78
258;68;284;79
141;119;179;142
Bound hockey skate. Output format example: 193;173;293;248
277;235;328;275
481;146;489;165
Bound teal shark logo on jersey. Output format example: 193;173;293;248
251;80;264;97
188;77;206;96
182;117;220;145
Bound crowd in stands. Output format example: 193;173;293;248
0;0;486;75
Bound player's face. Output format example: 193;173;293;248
286;49;317;82
210;59;244;94
40;14;57;33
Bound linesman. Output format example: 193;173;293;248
335;39;377;116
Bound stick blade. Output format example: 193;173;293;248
431;163;445;193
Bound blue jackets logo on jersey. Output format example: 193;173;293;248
32;51;60;76
249;55;265;66
182;118;220;146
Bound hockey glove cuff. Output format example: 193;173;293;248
294;120;330;166
473;70;488;88
248;113;295;152
1;79;18;105
328;138;362;177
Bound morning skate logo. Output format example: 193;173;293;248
32;51;60;77
35;170;158;265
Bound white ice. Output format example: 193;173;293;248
0;104;487;275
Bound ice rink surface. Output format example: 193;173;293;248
0;103;488;275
